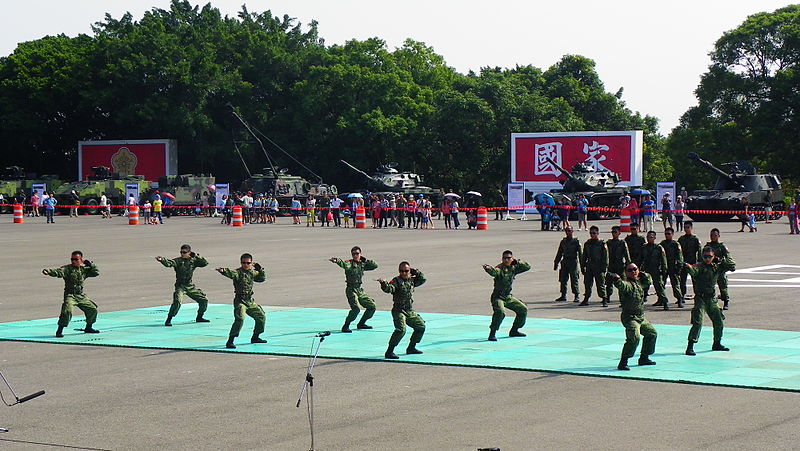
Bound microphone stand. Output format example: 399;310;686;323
0;368;46;433
295;332;329;451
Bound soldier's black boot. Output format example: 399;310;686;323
55;326;64;338
226;337;236;349
617;358;630;371
601;298;609;307
712;341;729;351
196;315;210;323
251;334;267;344
385;346;399;359
84;325;100;333
573;295;580;303
509;328;526;337
578;297;589;306
488;330;497;341
554;296;566;302
356;321;372;330
341;323;352;333
685;342;695;356
676;298;685;308
722;300;729;311
165;316;173;326
662;301;670;311
406;344;423;354
638;355;656;365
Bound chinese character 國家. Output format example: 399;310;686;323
534;142;563;176
582;141;610;171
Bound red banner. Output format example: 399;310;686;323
78;140;177;181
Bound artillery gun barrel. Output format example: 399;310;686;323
687;153;746;190
544;157;578;181
339;160;373;180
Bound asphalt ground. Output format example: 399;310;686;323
0;213;798;450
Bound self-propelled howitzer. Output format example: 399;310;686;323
545;157;627;219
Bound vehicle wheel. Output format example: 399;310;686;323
85;198;99;215
751;205;767;222
771;203;785;220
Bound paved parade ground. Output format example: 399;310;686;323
0;214;799;450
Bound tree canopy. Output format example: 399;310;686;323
0;0;662;194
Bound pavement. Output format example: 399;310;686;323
0;213;798;450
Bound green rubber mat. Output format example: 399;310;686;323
2;304;800;392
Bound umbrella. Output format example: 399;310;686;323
630;188;650;196
443;192;460;199
207;184;216;191
347;192;364;198
466;191;482;196
162;192;175;200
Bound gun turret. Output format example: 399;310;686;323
545;157;607;192
687;153;746;191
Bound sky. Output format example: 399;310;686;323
0;0;793;134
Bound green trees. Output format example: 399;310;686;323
0;0;659;196
668;5;800;190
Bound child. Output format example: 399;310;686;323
342;207;351;228
142;200;152;224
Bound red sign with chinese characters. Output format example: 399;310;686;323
511;132;642;186
77;140;177;181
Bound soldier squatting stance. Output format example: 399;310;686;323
43;250;101;338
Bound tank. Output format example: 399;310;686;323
685;153;784;221
0;166;64;212
53;166;151;214
156;174;215;215
339;160;443;215
545;157;630;219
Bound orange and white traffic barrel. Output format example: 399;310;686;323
355;207;366;229
128;205;139;225
231;205;243;227
13;204;23;224
619;207;631;232
476;207;488;230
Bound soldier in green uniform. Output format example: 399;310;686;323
156;244;210;326
610;263;657;370
217;253;267;349
684;247;736;355
624;222;646;266
605;225;631;303
553;226;582;303
705;228;732;310
677;221;701;303
483;250;530;341
580;226;609;306
379;262;426;359
659;227;685;308
42;250;101;337
329;246;378;332
641;231;669;311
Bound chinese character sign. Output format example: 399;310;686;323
511;131;643;187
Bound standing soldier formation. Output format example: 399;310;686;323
580;226;609;306
659;228;684;308
157;244;211;326
43;251;101;337
706;228;733;310
483;250;530;341
330;246;379;333
554;226;582;303
677;221;701;304
379;262;426;359
605;226;631;304
217;254;268;349
640;231;669;311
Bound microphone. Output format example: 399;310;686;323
17;390;45;404
315;331;331;337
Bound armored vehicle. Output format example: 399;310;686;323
230;107;337;211
0;166;64;212
339;160;443;203
685;153;784;222
53;166;151;215
545;157;630;219
155;174;215;215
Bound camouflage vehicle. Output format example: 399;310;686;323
545;157;631;219
53;166;151;214
685;152;784;222
0;166;64;212
339;160;443;212
155;174;215;215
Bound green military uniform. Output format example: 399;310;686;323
381;270;427;354
705;241;732;308
677;233;701;297
581;238;608;305
554;237;582;301
160;255;209;322
659;239;684;305
220;267;267;339
333;257;378;330
45;263;100;331
624;233;646;266
614;272;657;368
605;238;630;300
641;242;668;307
484;260;530;336
685;256;736;352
